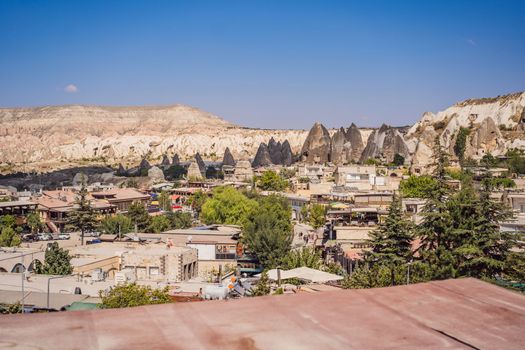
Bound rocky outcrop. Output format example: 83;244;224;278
252;143;273;168
301;122;332;163
116;163;127;176
0;104;308;174
330;127;350;164
148;166;165;182
195;153;206;174
172;154;180;165
187;161;204;180
160;154;171;167
360;124;410;163
346;123;365;162
138;159;151;173
406;92;525;170
222;147;236;166
268;138;283;165
281;140;293;166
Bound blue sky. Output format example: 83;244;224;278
1;0;524;128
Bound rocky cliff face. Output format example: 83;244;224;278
359;124;410;163
222;147;236;166
406;92;525;169
300;122;332;163
1;93;524;174
0;104;308;173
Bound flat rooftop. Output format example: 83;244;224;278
0;278;524;349
72;242;193;257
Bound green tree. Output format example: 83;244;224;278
148;215;171;233
416;140;457;280
0;227;21;247
366;193;413;266
251;271;271;296
100;215;133;238
187;190;208;214
36;242;73;275
26;212;42;234
481;176;515;190
453;181;515;278
506;149;525;174
480;153;498;168
243;195;293;269
342;262;432;289
399;175;438;199
99;283;171;308
279;168;296;179
0;214;17;230
166;211;193;229
164;165;187;180
158;191;172;212
454;127;470;163
127;201;151;232
67;181;98;245
300;205;309;223
200;187;258;226
393;153;405;166
256;170;288;191
309;204;326;229
282;246;322;270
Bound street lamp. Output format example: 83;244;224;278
407;259;413;285
47;275;68;310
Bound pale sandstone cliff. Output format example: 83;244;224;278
406;92;525;169
0;104;307;173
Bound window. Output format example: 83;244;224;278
520;205;525;213
149;267;160;276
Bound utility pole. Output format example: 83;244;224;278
407;259;413;285
21;255;24;314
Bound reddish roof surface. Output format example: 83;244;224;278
0;278;524;349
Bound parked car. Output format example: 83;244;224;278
38;233;52;241
58;233;70;240
22;233;38;242
86;238;101;245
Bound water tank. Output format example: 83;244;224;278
204;285;229;300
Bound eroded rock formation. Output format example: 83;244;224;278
222;147;236;166
300;122;332;163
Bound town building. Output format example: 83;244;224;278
71;242;198;283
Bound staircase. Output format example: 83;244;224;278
46;220;59;233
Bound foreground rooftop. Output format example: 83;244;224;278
0;278;524;349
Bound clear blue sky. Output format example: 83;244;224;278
1;0;524;129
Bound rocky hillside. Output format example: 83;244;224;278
406;92;525;169
1;92;524;174
0;104;308;173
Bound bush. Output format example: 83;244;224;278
99;283;171;308
393;153;405;166
100;215;133;236
399;175;438;199
256;170;288;191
